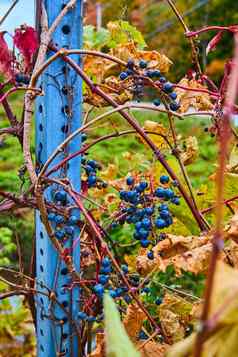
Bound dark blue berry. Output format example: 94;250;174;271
121;264;128;274
163;82;174;93
109;290;117;299
119;72;128;80
88;316;96;322
169;92;177;100
55;229;65;239
87;160;97;169
160;210;170;219
141;218;151;230
160;175;169;184
54;190;67;202
65;226;74;236
68;215;79;225
102;257;111;267
81;133;87;142
124;295;132;303
126;176;134;186
55;215;65;224
142;287;150;293
48;212;56;221
78;312;87;320
155;297;163;305
154;187;165;198
159;76;166;83
99;275;109;285
145;207;154;216
139;181;148;191
145;70;154;78
88;174;97;186
140;239;150;248
171;196;180;205
139;331;148;340
159;203;168;211
94;284;104;296
138;228;149;239
152;69;161;78
147;251;154;260
164;189;174;199
169;101;180;111
139;60;147;69
153;98;161;106
155;218;166;229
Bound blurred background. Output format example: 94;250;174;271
1;0;237;81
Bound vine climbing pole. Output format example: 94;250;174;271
35;1;83;356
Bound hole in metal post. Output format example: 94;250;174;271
39;123;43;131
40;231;44;239
40;265;44;272
40;248;44;255
39;105;43;113
62;25;71;34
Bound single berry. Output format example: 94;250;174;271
169;101;180;111
121;264;129;274
163;82;174;93
102;257;111;267
65;226;74;236
48;212;56;221
139;331;148;340
145;70;154;78
81;133;87;142
78;312;87;320
109;290;117;299
141;218;151;229
155;218;166;229
145;207;154;216
88;316;96;322
147;251;154;260
142;287;150;293
171;196;180;205
160;175;169;184
100;266;112;274
68;215;79;225
119;72;128;80
99;275;109;285
54;190;67;203
139;60;147;69
159;76;166;83
94;284;104;296
159;203;168;211
155;297;163;305
124;295;132;303
55;215;65;224
169;92;177;100
153;98;161;106
138;181;148;191
138;228;150;239
88;174;97;186
87;159;97;169
126;176;134;186
164;188;174;199
55;229;65;239
154;187;165;198
141;239;150;248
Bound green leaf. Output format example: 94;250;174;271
107;21;146;49
104;294;140;357
83;25;111;50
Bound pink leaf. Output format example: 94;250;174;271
206;31;224;56
0;32;13;79
13;25;39;73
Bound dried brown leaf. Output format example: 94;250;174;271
123;304;146;343
175;78;214;113
181;136;198;166
139;341;169;357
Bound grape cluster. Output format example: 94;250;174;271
82;156;107;189
119;59;180;111
116;175;180;250
47;190;80;241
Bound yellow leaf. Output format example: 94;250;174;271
137;120;170;149
181;136;198;166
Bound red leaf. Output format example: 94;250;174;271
13;25;39;73
0;32;13;79
206;31;224;55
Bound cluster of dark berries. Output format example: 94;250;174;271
115;175;180;249
119;59;180;111
47;190;80;240
81;157;107;189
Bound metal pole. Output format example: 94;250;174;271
35;1;83;356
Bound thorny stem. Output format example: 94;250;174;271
194;33;238;357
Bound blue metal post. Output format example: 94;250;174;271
35;1;83;356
